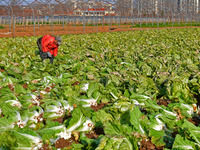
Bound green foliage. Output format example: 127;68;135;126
0;28;200;149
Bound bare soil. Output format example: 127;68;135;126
0;69;5;72
54;136;78;149
44;87;51;92
194;94;200;108
39;144;50;150
188;116;200;126
51;114;71;124
90;103;107;112
22;83;28;89
139;139;164;150
44;83;56;93
8;84;14;92
52;117;64;124
85;126;105;139
32;89;37;92
171;130;179;138
156;98;171;107
1;24;199;38
72;81;81;86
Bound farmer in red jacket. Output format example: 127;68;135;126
37;35;62;64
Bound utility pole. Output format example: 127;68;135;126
131;0;134;16
155;0;158;15
196;0;199;12
177;0;180;12
74;0;77;10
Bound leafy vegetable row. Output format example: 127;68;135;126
0;28;200;149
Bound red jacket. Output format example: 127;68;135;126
42;35;58;57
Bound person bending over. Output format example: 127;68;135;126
37;35;62;64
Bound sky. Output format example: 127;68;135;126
0;0;117;5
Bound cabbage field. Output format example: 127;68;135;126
0;28;200;150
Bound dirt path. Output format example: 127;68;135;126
0;24;199;38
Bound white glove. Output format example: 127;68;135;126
47;52;52;58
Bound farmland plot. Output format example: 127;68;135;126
0;28;200;150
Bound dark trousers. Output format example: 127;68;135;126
37;37;54;64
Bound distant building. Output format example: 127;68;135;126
73;8;115;16
71;0;115;16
